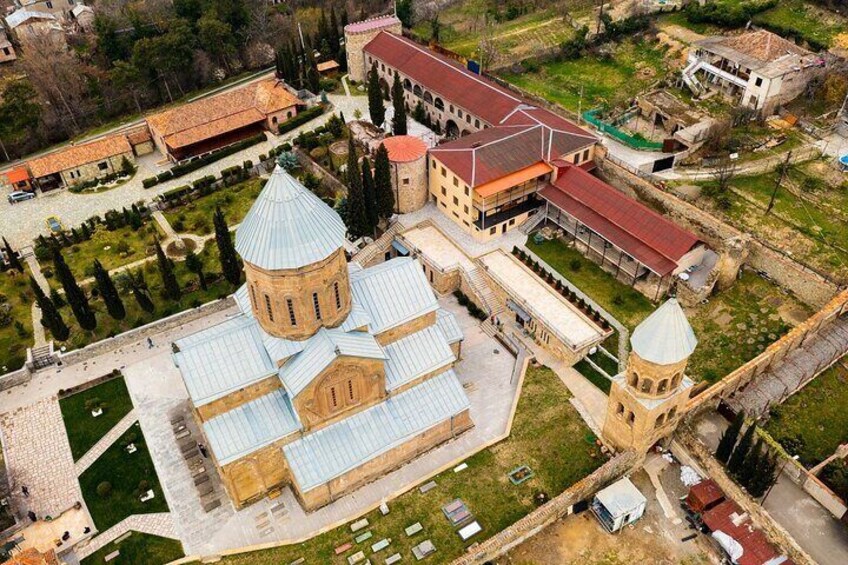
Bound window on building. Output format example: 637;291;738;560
489;227;496;235
616;403;625;416
402;177;410;185
475;119;480;128
329;385;339;408
452;176;458;187
640;378;653;394
627;412;635;426
452;211;459;219
440;166;446;177
452;196;459;206
441;186;447;196
46;1;53;8
264;294;274;322
457;109;463;118
658;379;669;394
509;218;516;226
464;186;469;196
334;282;342;310
272;116;278;125
286;298;297;326
582;148;590;162
755;77;763;87
98;162;108;171
287;111;292;119
466;114;471;123
249;285;257;309
449;104;454;113
655;413;666;428
381;63;385;71
463;205;469;214
312;292;322;320
347;379;356;402
668;407;678;420
432;160;437;169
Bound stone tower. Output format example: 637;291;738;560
381;135;429;214
602;299;697;453
235;165;351;340
343;15;403;83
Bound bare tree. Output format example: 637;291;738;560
713;156;739;194
477;27;500;72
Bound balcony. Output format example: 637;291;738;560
473;196;541;230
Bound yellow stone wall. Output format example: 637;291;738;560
195;375;282;422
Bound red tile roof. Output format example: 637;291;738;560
27;135;132;178
4;166;30;184
364;32;527;125
702;499;789;565
538;165;701;276
381;135;427;162
345;15;401;35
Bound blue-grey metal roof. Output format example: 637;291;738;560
340;301;372;332
630;298;697;366
349;258;439;334
278;328;386;397
594;477;646;518
174;319;275;406
202;388;301;465
5;9;54;29
383;325;455;391
283;370;469;491
235;166;347;270
435;309;463;344
174;314;253;350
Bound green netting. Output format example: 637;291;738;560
582;109;664;151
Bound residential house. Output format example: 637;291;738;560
25;134;134;190
0;30;16;63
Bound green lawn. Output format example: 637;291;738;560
753;0;845;49
0;266;34;373
60;375;134;461
59;223;159;280
498;39;669;113
47;243;235;353
81;532;184;565
208;365;604;564
164;178;265;236
686;271;808;383
765;359;848;467
527;238;655;331
574;359;613;394
79;423;169;531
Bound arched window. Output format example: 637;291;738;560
413;84;422;97
627;412;635;427
668;407;678;420
272;116;278;125
403;78;412;91
616;403;625;416
658;379;669;394
312;292;322;320
286;298;297;326
671;372;683;389
640;378;653;394
423;91;433;105
627;371;638;388
334;281;342;310
286;111;292;119
655;413;666;428
434;97;444;110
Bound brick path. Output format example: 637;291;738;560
76;512;178;559
74;410;138;475
0;397;82;519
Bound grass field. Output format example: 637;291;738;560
60;375;134;461
0;266;34;373
79;422;169;531
60;223;159;282
164;178;265;236
206;365;604;564
498;39;669;113
527;238;655;331
81;532;184;565
765;359;848;467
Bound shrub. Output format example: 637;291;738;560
569;259;582;272
169;134;266;179
142;177;158;189
279;105;326;135
156;170;173;183
96;481;112;498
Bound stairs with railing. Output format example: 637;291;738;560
352;221;405;266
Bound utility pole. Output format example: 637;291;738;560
766;151;792;215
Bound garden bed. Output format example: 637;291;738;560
212;365;604;564
164;178;265;236
80;532;184;565
59;373;134;461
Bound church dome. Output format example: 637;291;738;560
630;298;697;366
235;165;347;271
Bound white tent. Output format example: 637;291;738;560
712;530;744;562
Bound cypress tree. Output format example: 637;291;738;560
739;437;764;489
329;5;340;49
185;250;207;291
374;143;395;219
49;287;65;308
749;451;778;498
307;62;321;94
727;422;756;477
92;259;125;320
128;269;155;313
52;246;96;330
30;276;69;341
361;157;378;233
391;72;407;135
344;137;369;238
2;237;23;272
154;240;181;301
716;410;745;464
214;206;242;286
367;63;385;127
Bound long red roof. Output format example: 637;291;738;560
539;165;701;276
702;499;791;565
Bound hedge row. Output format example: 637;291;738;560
278;105;326;135
142;133;266;189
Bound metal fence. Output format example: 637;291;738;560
583;110;665;152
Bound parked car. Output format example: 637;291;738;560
45;216;63;233
7;190;35;204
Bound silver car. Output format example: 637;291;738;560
7;190;35;204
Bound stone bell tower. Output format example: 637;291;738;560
602;298;697;453
235;163;352;340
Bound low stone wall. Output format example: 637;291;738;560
58;297;235;368
677;427;817;565
747;239;839;309
450;450;639;565
0;367;30;392
293;148;347;197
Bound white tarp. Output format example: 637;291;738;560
680;465;702;487
713;530;744;562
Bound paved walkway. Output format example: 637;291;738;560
0;397;82;519
74;410;138;475
76;512;178;559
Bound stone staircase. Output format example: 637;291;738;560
28;342;56;370
462;266;503;319
353;221;404;266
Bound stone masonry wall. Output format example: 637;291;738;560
450;450;639;565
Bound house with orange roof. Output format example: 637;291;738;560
146;78;300;162
25;134;134;191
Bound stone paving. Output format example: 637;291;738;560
76;512;178;559
0;397;82;519
74;409;138;476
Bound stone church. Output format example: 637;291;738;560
172;164;472;510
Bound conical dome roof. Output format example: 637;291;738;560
630;298;697;366
235;165;347;270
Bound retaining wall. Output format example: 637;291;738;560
0;367;30;392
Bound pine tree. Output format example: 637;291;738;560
2;237;22;272
727;422;756;477
127;270;155;313
30;276;69;341
361;157;378;233
739;437;764;489
80;222;92;240
214;207;242;286
716;410;745;464
367;63;385;127
344;137;369;238
92;259;125;320
52;246;96;330
374;143;395;219
391;72;407;135
185;250;207;291
154;239;181;301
